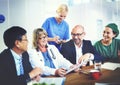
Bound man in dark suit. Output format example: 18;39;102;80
60;25;103;65
0;26;42;85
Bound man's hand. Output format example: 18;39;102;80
78;53;93;66
29;67;42;79
32;75;41;82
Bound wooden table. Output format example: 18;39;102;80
28;65;120;85
64;66;120;85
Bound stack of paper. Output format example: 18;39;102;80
101;62;120;70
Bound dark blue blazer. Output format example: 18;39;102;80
60;40;103;64
0;49;33;85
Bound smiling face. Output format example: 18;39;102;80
56;11;67;23
56;4;68;23
37;34;48;48
33;28;48;49
71;25;85;46
102;27;116;42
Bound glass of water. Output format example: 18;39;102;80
94;60;102;71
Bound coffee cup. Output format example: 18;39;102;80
90;69;101;80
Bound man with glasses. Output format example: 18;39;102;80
0;26;42;85
60;25;102;66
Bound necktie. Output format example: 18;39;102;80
19;58;24;75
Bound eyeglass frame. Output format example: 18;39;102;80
71;32;84;37
38;35;47;40
21;39;28;41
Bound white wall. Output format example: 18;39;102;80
0;0;120;52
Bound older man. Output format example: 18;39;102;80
60;25;103;65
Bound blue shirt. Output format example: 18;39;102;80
10;49;23;76
42;50;55;68
42;17;69;50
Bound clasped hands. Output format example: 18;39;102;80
29;67;43;82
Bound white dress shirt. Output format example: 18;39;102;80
74;43;94;65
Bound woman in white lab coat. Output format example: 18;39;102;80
29;28;78;77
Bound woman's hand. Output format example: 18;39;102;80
55;68;66;77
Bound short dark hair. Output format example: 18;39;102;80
3;26;27;48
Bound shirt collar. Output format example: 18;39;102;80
74;42;83;48
10;49;22;60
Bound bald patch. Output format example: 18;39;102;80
72;25;84;33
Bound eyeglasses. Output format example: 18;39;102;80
21;39;28;41
71;32;84;37
39;36;47;40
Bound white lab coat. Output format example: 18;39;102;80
28;44;73;76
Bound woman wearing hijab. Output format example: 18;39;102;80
94;23;120;63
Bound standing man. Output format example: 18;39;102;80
42;4;69;50
0;26;42;85
60;25;102;65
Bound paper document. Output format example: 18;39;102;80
95;82;120;85
101;62;120;70
27;77;66;85
66;59;91;74
66;63;82;74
